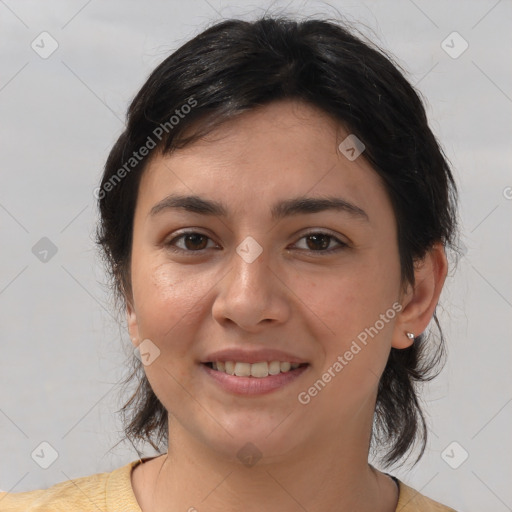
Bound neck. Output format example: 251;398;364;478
139;403;398;512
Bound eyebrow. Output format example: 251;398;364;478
149;194;369;222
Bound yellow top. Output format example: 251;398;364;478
0;459;458;511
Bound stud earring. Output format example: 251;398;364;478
406;332;415;340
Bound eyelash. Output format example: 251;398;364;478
164;230;348;255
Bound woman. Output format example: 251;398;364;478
0;15;460;512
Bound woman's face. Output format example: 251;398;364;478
127;99;406;461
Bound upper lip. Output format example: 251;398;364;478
202;348;309;364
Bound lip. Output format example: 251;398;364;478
200;362;310;395
201;348;308;364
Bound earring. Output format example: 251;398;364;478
406;332;415;340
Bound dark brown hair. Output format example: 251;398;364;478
95;16;460;469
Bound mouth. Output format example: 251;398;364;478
200;360;310;395
202;361;310;378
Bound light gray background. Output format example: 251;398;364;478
1;1;511;511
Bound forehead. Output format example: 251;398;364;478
135;100;393;226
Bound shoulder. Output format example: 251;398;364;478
396;479;459;511
0;460;141;512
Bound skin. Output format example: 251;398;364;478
126;99;448;512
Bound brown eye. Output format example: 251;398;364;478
294;232;347;253
305;234;331;250
182;233;208;250
166;232;214;252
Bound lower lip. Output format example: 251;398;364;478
200;363;309;395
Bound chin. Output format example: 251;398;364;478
199;418;307;465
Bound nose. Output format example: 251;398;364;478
211;246;291;332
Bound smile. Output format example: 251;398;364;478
201;362;310;395
204;360;307;377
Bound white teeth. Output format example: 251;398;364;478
210;360;303;377
280;361;291;372
268;361;281;375
225;361;235;375
234;362;251;377
250;362;269;377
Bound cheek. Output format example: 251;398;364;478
132;261;209;355
132;263;213;404
297;272;398;419
300;258;399;370
300;262;394;329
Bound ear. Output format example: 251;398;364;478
392;242;448;349
126;299;141;349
